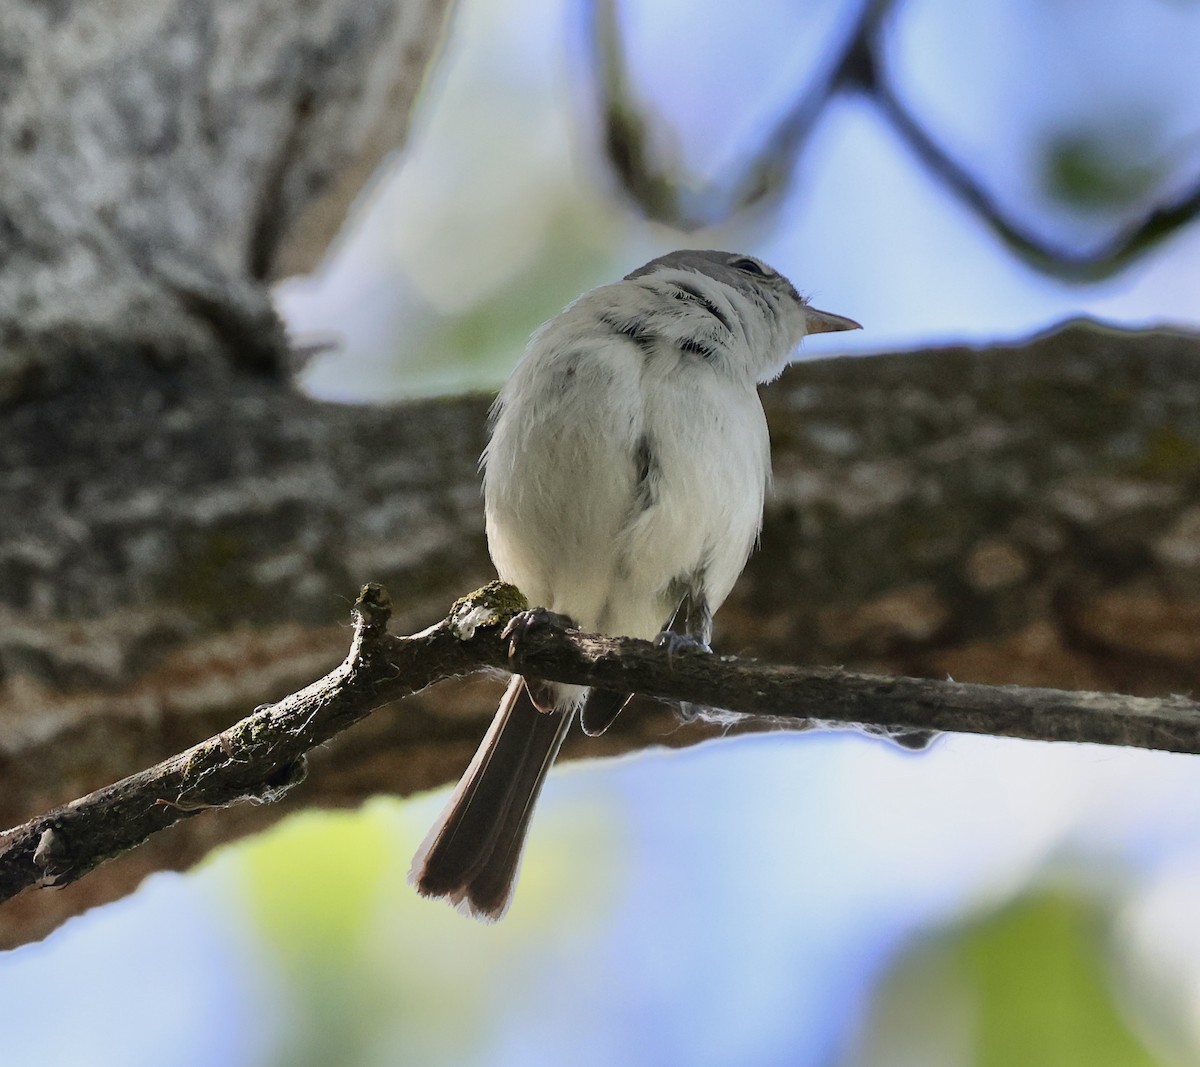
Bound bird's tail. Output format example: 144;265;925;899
409;674;572;920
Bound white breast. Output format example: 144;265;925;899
484;286;770;642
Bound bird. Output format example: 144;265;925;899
410;249;860;919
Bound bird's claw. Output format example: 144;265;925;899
653;631;712;661
502;608;574;658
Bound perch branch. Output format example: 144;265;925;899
4;579;1200;908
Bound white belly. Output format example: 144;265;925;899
484;331;769;641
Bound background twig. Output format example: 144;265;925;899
5;580;1199;913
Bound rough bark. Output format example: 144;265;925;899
4;320;1200;945
0;0;454;399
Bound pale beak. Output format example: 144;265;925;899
805;306;862;335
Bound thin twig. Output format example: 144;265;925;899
3;580;1199;908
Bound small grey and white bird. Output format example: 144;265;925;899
410;249;860;919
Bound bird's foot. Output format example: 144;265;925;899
653;631;713;660
652;633;712;724
502;608;575;658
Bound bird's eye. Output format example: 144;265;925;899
728;255;773;278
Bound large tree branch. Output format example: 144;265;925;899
6;579;1200;928
5;321;1200;945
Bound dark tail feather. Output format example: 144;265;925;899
410;675;572;920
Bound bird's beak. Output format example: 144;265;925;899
805;306;862;335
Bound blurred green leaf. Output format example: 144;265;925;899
236;809;395;1067
848;889;1162;1066
211;797;620;1066
1042;132;1164;211
962;892;1158;1067
240;809;391;965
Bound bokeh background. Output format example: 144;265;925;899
6;0;1200;1063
